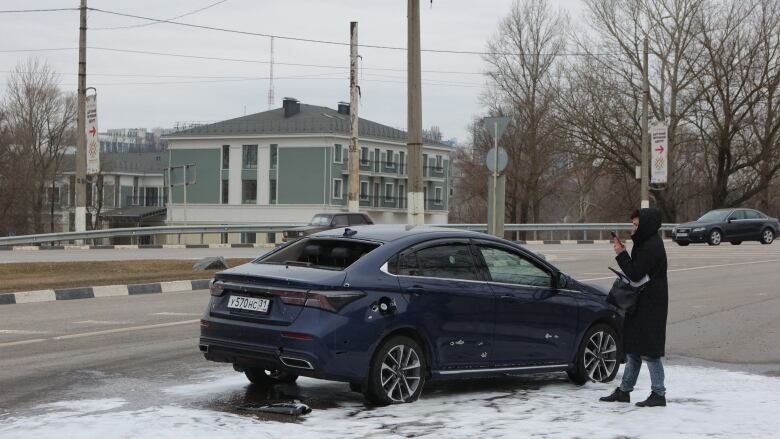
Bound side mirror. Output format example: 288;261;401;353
556;272;569;290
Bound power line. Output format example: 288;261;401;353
0;8;78;13
86;7;619;57
91;0;228;30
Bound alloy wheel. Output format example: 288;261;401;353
710;230;722;245
380;344;422;402
583;331;618;382
763;230;774;244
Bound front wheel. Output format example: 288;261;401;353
244;368;298;386
708;230;722;246
364;336;426;405
761;228;775;245
568;324;621;385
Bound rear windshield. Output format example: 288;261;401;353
309;215;332;226
257;238;380;270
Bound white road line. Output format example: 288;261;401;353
150;312;202;316
0;320;199;348
579;258;780;282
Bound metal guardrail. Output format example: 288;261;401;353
0;223;678;246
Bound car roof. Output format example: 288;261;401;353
308;224;486;243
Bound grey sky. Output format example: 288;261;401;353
1;0;584;143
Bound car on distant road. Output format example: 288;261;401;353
199;225;624;404
282;213;374;242
672;208;778;246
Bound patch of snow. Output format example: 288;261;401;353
2;366;779;438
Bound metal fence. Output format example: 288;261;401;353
0;223;677;247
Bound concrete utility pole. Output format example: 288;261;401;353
75;0;88;232
640;37;650;209
407;0;425;226
347;21;360;212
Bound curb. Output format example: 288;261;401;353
0;279;211;306
0;243;276;251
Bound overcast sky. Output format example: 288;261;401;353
0;0;584;143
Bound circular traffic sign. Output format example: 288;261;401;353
486;147;508;173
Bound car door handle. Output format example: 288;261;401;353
499;294;515;300
406;286;425;295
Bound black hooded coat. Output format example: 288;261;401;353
616;208;669;357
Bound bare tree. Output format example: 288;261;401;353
3;59;75;233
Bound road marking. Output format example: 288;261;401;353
0;329;48;335
580;259;780;282
51;320;199;341
150;312;202;316
0;338;46;348
72;320;129;325
0;320;198;348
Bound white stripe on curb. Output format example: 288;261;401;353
64;245;90;250
114;245;139;250
11;246;39;251
162;245;186;249
92;285;130;298
160;280;194;293
14;290;56;304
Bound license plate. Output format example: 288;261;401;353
227;295;270;313
676;233;688;238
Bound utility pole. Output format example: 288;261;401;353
75;0;88;233
267;37;275;110
641;37;650;209
407;0;424;226
347;22;360;212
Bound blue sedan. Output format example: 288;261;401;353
199;225;623;404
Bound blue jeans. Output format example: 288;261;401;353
619;353;666;396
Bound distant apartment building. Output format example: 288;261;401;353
99;128;171;153
164;98;452;231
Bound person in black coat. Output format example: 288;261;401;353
600;208;669;407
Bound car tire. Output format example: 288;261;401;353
676;242;690;246
244;368;298;386
730;241;742;245
708;230;722;246
568;324;621;386
761;228;775;245
364;336;426;405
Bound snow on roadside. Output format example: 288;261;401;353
1;365;779;438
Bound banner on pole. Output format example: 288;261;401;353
85;94;100;175
650;121;668;184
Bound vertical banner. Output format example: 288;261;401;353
650;121;668;184
86;93;100;175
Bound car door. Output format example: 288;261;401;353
743;210;765;238
473;241;579;367
392;240;494;370
725;209;746;240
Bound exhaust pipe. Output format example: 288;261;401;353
279;355;314;370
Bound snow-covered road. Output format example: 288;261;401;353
1;364;778;438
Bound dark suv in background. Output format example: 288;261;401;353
672;208;778;246
282;213;374;241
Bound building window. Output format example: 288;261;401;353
221;180;229;204
399;151;405;174
423;154;429;176
270;144;278;170
332;178;343;199
436;155;443;171
385;183;394;202
222;145;230;169
241;233;257;244
269;179;277;204
334;144;343;163
267;232;276;244
360;181;369;201
360;147;369;164
386;149;395;167
242;180;257;204
374;148;380;172
220;233;228;244
242;145;258;169
435;187;443;204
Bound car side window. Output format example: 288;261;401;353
745;210;762;220
478;246;551;288
730;210;746;220
349;214;367;225
405;244;478;281
332;215;349;227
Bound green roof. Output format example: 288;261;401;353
166;103;446;145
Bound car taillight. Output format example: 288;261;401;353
304;290;366;313
277;290;307;306
210;281;225;296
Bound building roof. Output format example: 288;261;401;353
62;152;168;175
165;103;448;145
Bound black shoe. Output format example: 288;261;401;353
635;392;666;407
600;387;630;403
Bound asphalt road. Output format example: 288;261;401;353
1;242;779;412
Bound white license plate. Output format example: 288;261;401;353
227;295;270;313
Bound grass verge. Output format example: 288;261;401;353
0;259;252;293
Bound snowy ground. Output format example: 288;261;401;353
1;365;779;438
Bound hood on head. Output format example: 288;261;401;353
632;208;662;244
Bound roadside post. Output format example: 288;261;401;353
483;116;510;237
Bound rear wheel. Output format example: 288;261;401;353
364;336;426;405
708;230;722;246
730;241;742;245
761;228;774;245
244;368;298;386
568;324;621;385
